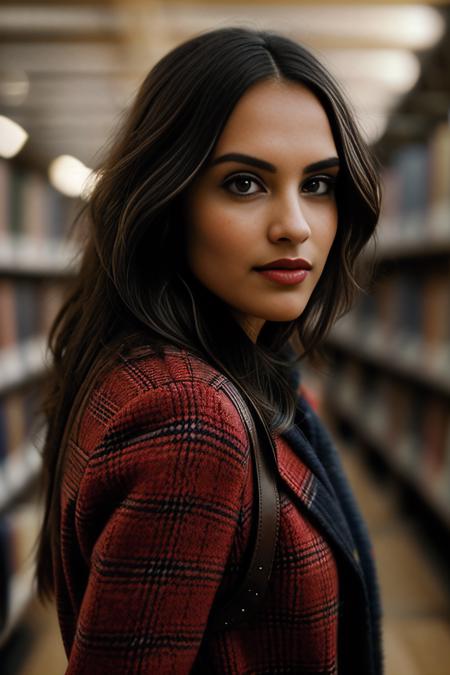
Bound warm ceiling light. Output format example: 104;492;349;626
323;49;420;95
48;154;95;199
292;5;445;50
357;111;389;145
163;4;445;51
345;4;444;50
0;115;28;158
0;70;30;106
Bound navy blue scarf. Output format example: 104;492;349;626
282;352;384;674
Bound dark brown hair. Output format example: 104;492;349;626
35;26;381;599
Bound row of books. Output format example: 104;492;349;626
330;267;450;382
379;121;450;240
0;278;65;350
0;159;74;243
0;383;43;516
0;347;44;640
0;386;41;470
0;235;79;276
0;501;42;643
326;355;450;527
0;157;72;645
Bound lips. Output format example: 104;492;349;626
255;258;312;271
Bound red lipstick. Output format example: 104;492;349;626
255;258;312;271
254;257;312;285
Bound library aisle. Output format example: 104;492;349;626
1;2;450;674
338;438;450;675
1;432;449;675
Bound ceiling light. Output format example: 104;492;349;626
323;49;420;95
48;154;95;199
162;4;445;51
0;70;30;106
0;115;28;157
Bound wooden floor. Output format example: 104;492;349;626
340;441;450;675
3;440;450;675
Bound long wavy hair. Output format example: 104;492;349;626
35;26;381;599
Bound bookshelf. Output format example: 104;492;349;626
313;11;450;534
320;112;450;533
0;235;78;276
0;157;76;647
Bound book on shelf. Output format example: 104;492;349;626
378;122;450;244
378;165;403;236
422;268;450;371
331;266;450;383
3;502;41;575
325;355;450;526
384;379;411;450
2;159;72;243
0;388;43;637
0;277;66;354
0;501;42;641
2;393;26;460
0;518;9;632
9;167;26;239
428;122;450;237
422;394;449;485
0;160;10;238
0;385;41;478
0;279;16;351
390;272;423;357
396;143;430;237
0;158;79;273
21;171;49;244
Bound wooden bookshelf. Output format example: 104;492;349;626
0;157;72;645
322;89;450;533
0;564;37;648
326;387;450;530
328;324;450;397
0;441;42;514
0;336;49;396
0;235;79;277
367;229;450;261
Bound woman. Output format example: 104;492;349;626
35;27;383;674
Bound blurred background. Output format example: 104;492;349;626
0;1;449;674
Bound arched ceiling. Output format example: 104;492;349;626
0;0;447;170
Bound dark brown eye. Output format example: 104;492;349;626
302;175;336;196
223;173;263;195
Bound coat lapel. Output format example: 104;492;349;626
277;423;363;578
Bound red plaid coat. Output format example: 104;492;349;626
55;345;383;674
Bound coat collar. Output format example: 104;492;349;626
277;422;363;578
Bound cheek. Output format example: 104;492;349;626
186;199;251;266
304;206;337;282
317;204;338;251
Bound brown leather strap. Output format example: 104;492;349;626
207;378;280;632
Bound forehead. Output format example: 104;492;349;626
212;79;337;161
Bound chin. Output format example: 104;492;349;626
267;312;305;323
261;300;309;323
248;308;306;324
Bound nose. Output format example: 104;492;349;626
268;190;312;243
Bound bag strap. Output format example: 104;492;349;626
207;378;280;632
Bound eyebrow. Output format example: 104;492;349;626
210;152;340;174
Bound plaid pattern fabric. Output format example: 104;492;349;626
54;345;382;674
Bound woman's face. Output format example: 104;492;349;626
184;79;339;343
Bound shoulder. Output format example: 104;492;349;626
78;343;249;456
71;346;252;578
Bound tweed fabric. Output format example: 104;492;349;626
54;344;382;674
